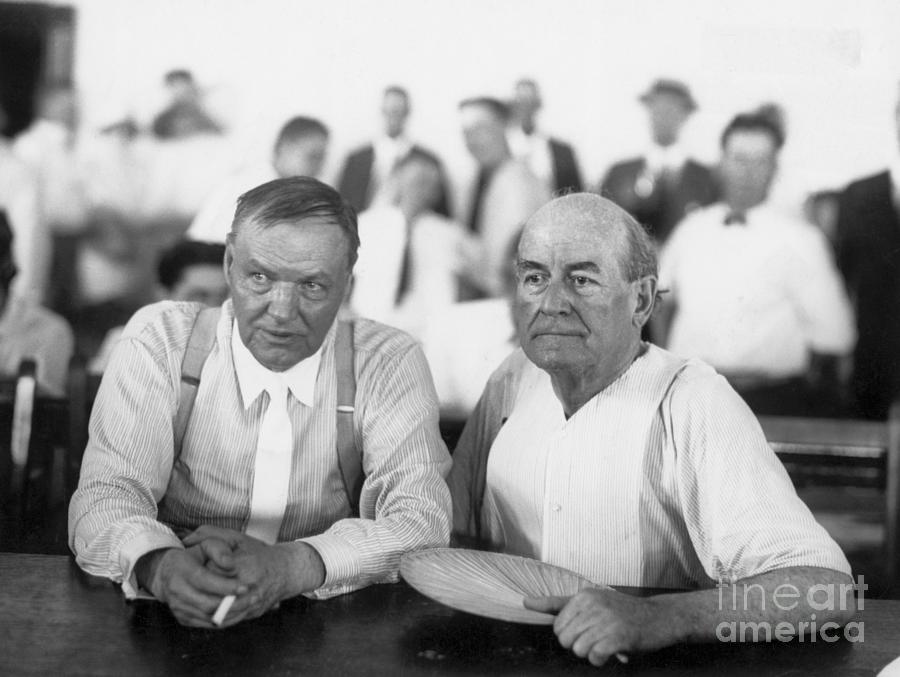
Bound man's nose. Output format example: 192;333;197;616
538;279;572;315
267;283;298;321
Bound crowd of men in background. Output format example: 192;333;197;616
1;69;898;420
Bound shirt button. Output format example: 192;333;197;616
551;503;562;512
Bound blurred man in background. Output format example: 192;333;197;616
655;109;854;415
600;78;718;244
835;83;900;419
351;149;462;337
13;85;88;302
508;78;583;195
458;96;549;298
188;116;329;244
337;86;451;216
151;69;222;140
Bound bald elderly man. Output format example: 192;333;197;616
449;193;854;666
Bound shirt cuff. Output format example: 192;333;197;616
298;533;362;597
119;530;184;599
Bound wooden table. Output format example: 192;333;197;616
2;553;899;676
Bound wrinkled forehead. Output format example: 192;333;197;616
234;215;348;252
519;196;628;268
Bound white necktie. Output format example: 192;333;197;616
245;380;293;544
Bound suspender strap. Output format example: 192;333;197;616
174;307;221;461
334;319;361;516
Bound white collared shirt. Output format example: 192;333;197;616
370;135;412;207
230;320;322;410
660;202;856;377
350;205;462;337
507;127;554;189
449;346;851;589
645;143;686;175
70;300;452;600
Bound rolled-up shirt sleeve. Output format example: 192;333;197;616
68;325;183;599
301;339;452;598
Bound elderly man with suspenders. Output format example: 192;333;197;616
69;177;451;628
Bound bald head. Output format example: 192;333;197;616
520;193;657;284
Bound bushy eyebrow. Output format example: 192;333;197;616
565;262;601;274
515;260;601;274
516;259;548;272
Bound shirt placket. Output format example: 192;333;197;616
540;422;572;561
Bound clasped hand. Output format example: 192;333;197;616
142;526;321;628
524;587;662;667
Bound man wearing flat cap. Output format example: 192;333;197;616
600;78;718;244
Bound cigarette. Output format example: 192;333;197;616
212;594;236;627
616;653;629;664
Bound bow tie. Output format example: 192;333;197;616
724;210;747;226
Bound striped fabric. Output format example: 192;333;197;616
69;300;452;599
449;345;850;589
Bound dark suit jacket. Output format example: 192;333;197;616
836;170;900;419
336;143;451;217
600;157;719;242
547;138;583;194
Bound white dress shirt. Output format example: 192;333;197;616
351;206;462;338
659;203;855;378
70;300;451;599
449;346;850;589
231;321;322;543
644;142;687;176
369;135;413;207
507;127;554;191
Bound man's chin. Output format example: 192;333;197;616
253;344;313;372
523;343;579;371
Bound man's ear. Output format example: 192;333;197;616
223;240;235;287
343;272;355;305
633;275;658;328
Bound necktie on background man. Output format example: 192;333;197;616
394;216;414;306
466;168;493;234
245;380;293;544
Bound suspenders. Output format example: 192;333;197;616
333;318;362;516
173;307;220;459
173;308;362;516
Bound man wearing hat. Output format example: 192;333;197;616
600;78;718;244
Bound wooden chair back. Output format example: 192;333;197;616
65;357;102;504
0;360;69;550
759;405;900;588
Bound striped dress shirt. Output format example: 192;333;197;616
449;345;850;589
69;300;451;599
